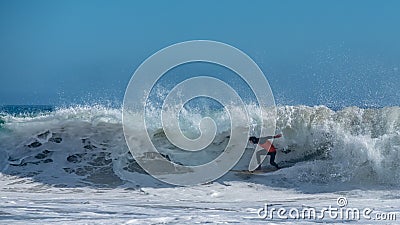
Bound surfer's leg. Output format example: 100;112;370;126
269;152;279;169
255;164;262;171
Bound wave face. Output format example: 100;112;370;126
0;105;399;187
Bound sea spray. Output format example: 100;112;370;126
0;105;399;187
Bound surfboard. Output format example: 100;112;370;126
231;165;291;175
231;167;277;175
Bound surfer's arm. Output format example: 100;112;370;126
261;136;273;140
260;134;282;140
258;134;282;144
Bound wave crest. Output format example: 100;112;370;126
0;105;399;187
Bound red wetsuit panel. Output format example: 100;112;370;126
259;141;276;153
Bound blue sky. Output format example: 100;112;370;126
0;0;399;107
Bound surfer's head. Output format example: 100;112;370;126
249;136;259;144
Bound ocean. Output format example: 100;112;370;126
0;104;399;224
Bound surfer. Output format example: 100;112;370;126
249;134;282;170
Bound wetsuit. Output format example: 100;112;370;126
259;141;279;169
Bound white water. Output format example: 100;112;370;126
0;105;399;224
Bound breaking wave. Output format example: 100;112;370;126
0;105;399;187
